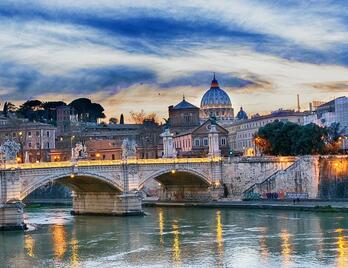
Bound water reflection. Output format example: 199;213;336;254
51;224;67;261
158;208;164;245
70;230;80;268
24;234;35;257
280;229;292;267
3;207;348;267
216;211;223;251
172;220;181;266
335;228;347;268
258;228;269;262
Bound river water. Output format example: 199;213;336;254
0;207;347;268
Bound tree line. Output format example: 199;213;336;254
3;98;105;124
3;99;159;125
254;120;344;155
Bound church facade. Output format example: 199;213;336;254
166;75;233;157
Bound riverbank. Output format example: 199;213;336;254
143;200;348;212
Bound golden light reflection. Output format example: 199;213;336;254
158;209;164;245
172;221;181;266
24;234;35;257
70;236;80;268
335;228;348;268
52;224;67;261
216;210;224;257
259;228;269;261
280;229;292;267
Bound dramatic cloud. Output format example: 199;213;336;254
0;0;347;119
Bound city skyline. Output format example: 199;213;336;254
0;1;348;120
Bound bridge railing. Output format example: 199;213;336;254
0;157;222;170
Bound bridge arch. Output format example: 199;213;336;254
20;171;123;201
138;167;212;190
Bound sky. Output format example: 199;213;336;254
0;0;348;122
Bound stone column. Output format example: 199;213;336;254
0;171;26;231
208;124;221;157
160;128;176;158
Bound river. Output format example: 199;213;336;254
0;207;347;267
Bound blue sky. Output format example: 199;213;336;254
0;0;348;120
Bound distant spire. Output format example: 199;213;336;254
211;73;219;88
183;94;185;101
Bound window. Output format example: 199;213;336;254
36;143;40;149
46;131;50;137
12;132;16;137
47;142;50;149
203;138;208;146
36;131;40;136
112;154;115;160
28;142;32;148
28;131;32;137
221;137;226;146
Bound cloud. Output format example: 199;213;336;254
0;0;347;118
310;81;348;93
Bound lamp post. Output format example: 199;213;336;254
18;131;24;163
70;135;75;160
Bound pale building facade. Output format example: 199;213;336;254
227;110;306;155
0;121;56;162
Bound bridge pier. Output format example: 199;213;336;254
71;191;143;216
0;202;26;231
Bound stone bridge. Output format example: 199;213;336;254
0;157;222;229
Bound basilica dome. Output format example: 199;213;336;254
200;76;232;107
200;74;234;124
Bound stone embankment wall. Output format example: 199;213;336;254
222;157;296;199
318;156;348;199
223;155;348;200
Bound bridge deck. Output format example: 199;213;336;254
0;157;222;170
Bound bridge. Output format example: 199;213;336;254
0;157;223;230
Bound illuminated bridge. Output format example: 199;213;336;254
0;157;223;229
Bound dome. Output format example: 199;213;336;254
200;75;232;108
236;107;248;120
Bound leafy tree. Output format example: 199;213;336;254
255;120;335;156
129;110;158;124
17;100;43;121
42;101;67;122
69;98;106;122
109;117;118;124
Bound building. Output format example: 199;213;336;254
304;96;348;151
0;120;56;162
227;109;306;155
173;118;229;157
168;97;200;134
56;105;78;136
200;74;234;125
304;96;348;135
54;119;163;161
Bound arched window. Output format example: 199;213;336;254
221;137;226;146
203;138;208;146
194;138;200;147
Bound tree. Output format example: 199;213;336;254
17;100;43;122
255;120;331;156
109;117;118;124
69;98;106;122
42;101;67;122
129;110;158;124
120;114;124;124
